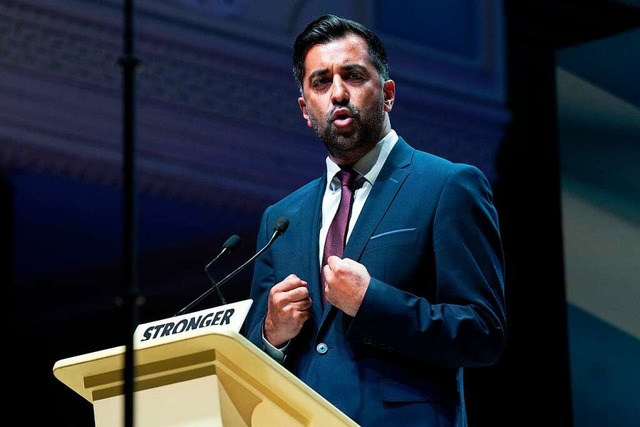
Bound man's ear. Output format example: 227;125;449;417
383;80;396;112
298;97;312;128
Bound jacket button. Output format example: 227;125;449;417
316;342;328;354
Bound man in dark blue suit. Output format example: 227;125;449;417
243;14;506;427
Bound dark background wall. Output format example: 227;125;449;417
555;27;640;427
3;1;639;426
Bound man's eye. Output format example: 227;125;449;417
347;73;364;81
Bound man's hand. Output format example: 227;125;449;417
264;274;312;347
322;256;370;317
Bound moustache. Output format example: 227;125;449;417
327;105;359;122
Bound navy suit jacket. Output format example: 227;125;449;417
243;137;506;426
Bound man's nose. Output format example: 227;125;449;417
331;76;349;105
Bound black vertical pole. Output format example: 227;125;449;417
119;1;140;427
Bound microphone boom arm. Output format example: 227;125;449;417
174;224;286;316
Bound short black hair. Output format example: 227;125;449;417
292;14;389;93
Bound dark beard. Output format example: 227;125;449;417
309;96;386;163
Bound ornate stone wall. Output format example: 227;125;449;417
0;0;508;212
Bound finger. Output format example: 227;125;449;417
322;263;335;283
289;285;310;302
292;297;312;311
291;310;312;325
326;255;341;268
326;255;349;274
274;274;308;292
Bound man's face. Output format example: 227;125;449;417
298;34;395;165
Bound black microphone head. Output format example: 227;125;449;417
274;217;290;234
223;234;242;252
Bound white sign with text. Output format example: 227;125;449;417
133;299;253;348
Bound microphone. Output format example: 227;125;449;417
205;234;242;306
174;217;290;316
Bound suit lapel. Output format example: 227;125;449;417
344;137;413;262
319;137;414;324
296;177;328;322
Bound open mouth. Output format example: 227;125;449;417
332;109;353;127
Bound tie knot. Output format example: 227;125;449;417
336;167;356;189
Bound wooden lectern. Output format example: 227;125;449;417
53;301;358;426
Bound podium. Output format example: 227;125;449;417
53;301;358;426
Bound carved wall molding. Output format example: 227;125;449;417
0;0;509;211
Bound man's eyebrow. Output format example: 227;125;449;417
341;63;367;73
308;68;329;81
308;64;368;82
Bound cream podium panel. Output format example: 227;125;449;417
53;299;358;427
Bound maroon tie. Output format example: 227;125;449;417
321;167;356;301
